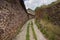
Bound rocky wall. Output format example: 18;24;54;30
0;0;28;40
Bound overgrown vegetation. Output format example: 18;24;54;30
30;21;37;40
16;25;23;37
35;1;60;40
26;23;30;40
16;26;21;35
35;0;60;26
26;21;37;40
35;19;60;40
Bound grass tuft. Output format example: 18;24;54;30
30;21;37;40
26;23;30;40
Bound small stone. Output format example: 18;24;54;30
0;29;4;34
0;11;1;13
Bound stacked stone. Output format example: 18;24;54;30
0;0;28;40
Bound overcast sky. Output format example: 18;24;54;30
24;0;57;10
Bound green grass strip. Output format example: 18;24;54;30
31;21;37;40
26;23;30;40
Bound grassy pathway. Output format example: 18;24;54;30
13;19;46;40
30;21;37;40
26;23;30;40
26;21;37;40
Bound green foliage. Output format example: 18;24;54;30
35;0;60;26
35;7;40;11
35;19;55;40
26;23;30;40
26;21;37;40
35;0;60;40
16;25;22;37
35;19;41;29
31;21;37;40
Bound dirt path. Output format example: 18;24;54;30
13;19;47;40
13;21;28;40
29;25;35;40
32;19;47;40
